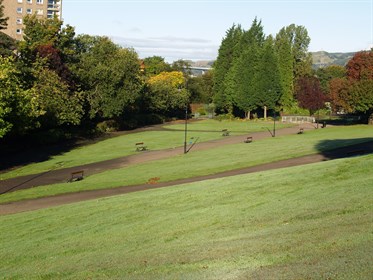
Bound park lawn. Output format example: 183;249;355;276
1;125;372;204
0;154;372;279
0;119;291;180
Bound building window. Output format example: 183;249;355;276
36;9;43;15
18;0;23;3
37;0;43;4
16;18;23;24
26;8;32;14
17;7;23;14
27;0;32;3
16;29;22;35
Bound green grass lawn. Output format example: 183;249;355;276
1;154;372;279
1;125;372;204
0;119;291;180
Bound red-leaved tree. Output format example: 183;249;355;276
346;50;373;81
296;76;327;115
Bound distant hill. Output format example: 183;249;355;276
189;51;356;70
311;51;355;68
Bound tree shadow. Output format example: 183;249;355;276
0;133;114;173
315;138;373;160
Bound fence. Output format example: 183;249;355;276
281;116;315;123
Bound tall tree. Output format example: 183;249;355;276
230;18;266;118
0;0;8;30
275;30;294;111
255;35;282;118
275;24;312;112
213;24;243;113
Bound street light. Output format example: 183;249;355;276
273;109;276;137
184;105;188;154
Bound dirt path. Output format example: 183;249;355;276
1;123;372;216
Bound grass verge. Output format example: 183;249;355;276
0;154;372;279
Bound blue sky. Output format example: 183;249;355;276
62;0;373;62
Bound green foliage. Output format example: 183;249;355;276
225;19;265;116
0;32;16;57
75;36;142;119
255;35;282;110
0;57;36;138
0;0;8;31
30;64;83;127
188;72;214;103
315;65;346;94
143;56;171;76
213;24;243;112
275;30;294;110
274;24;312;112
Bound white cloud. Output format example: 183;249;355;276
111;35;219;62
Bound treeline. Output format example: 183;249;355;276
213;18;373;122
0;11;372;145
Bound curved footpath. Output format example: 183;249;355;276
1;124;373;216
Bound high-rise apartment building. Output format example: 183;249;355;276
2;0;62;40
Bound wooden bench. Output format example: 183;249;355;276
244;136;253;143
298;128;304;134
135;142;147;151
69;170;84;182
222;129;230;136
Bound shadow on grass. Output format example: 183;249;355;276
0;133;113;173
315;138;373;160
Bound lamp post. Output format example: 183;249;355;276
273;110;276;137
184;105;188;154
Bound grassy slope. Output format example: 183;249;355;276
0;120;290;180
1;125;372;204
1;154;372;279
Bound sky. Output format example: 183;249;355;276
62;0;373;62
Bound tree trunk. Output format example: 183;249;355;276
246;111;251;120
369;112;373;125
264;106;267;120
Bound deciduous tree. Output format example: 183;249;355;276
296;76;327;116
147;71;189;114
76;37;142;119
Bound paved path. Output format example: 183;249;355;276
1;123;372;216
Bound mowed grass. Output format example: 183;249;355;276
1;154;372;279
1;125;372;204
0;120;291;180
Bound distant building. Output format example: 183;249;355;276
2;0;62;40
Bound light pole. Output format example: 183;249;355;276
273;110;276;137
184;105;188;154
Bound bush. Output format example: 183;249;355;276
96;120;120;133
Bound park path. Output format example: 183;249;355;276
0;124;309;194
1;123;372;216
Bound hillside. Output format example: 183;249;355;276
190;51;356;69
312;51;355;68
